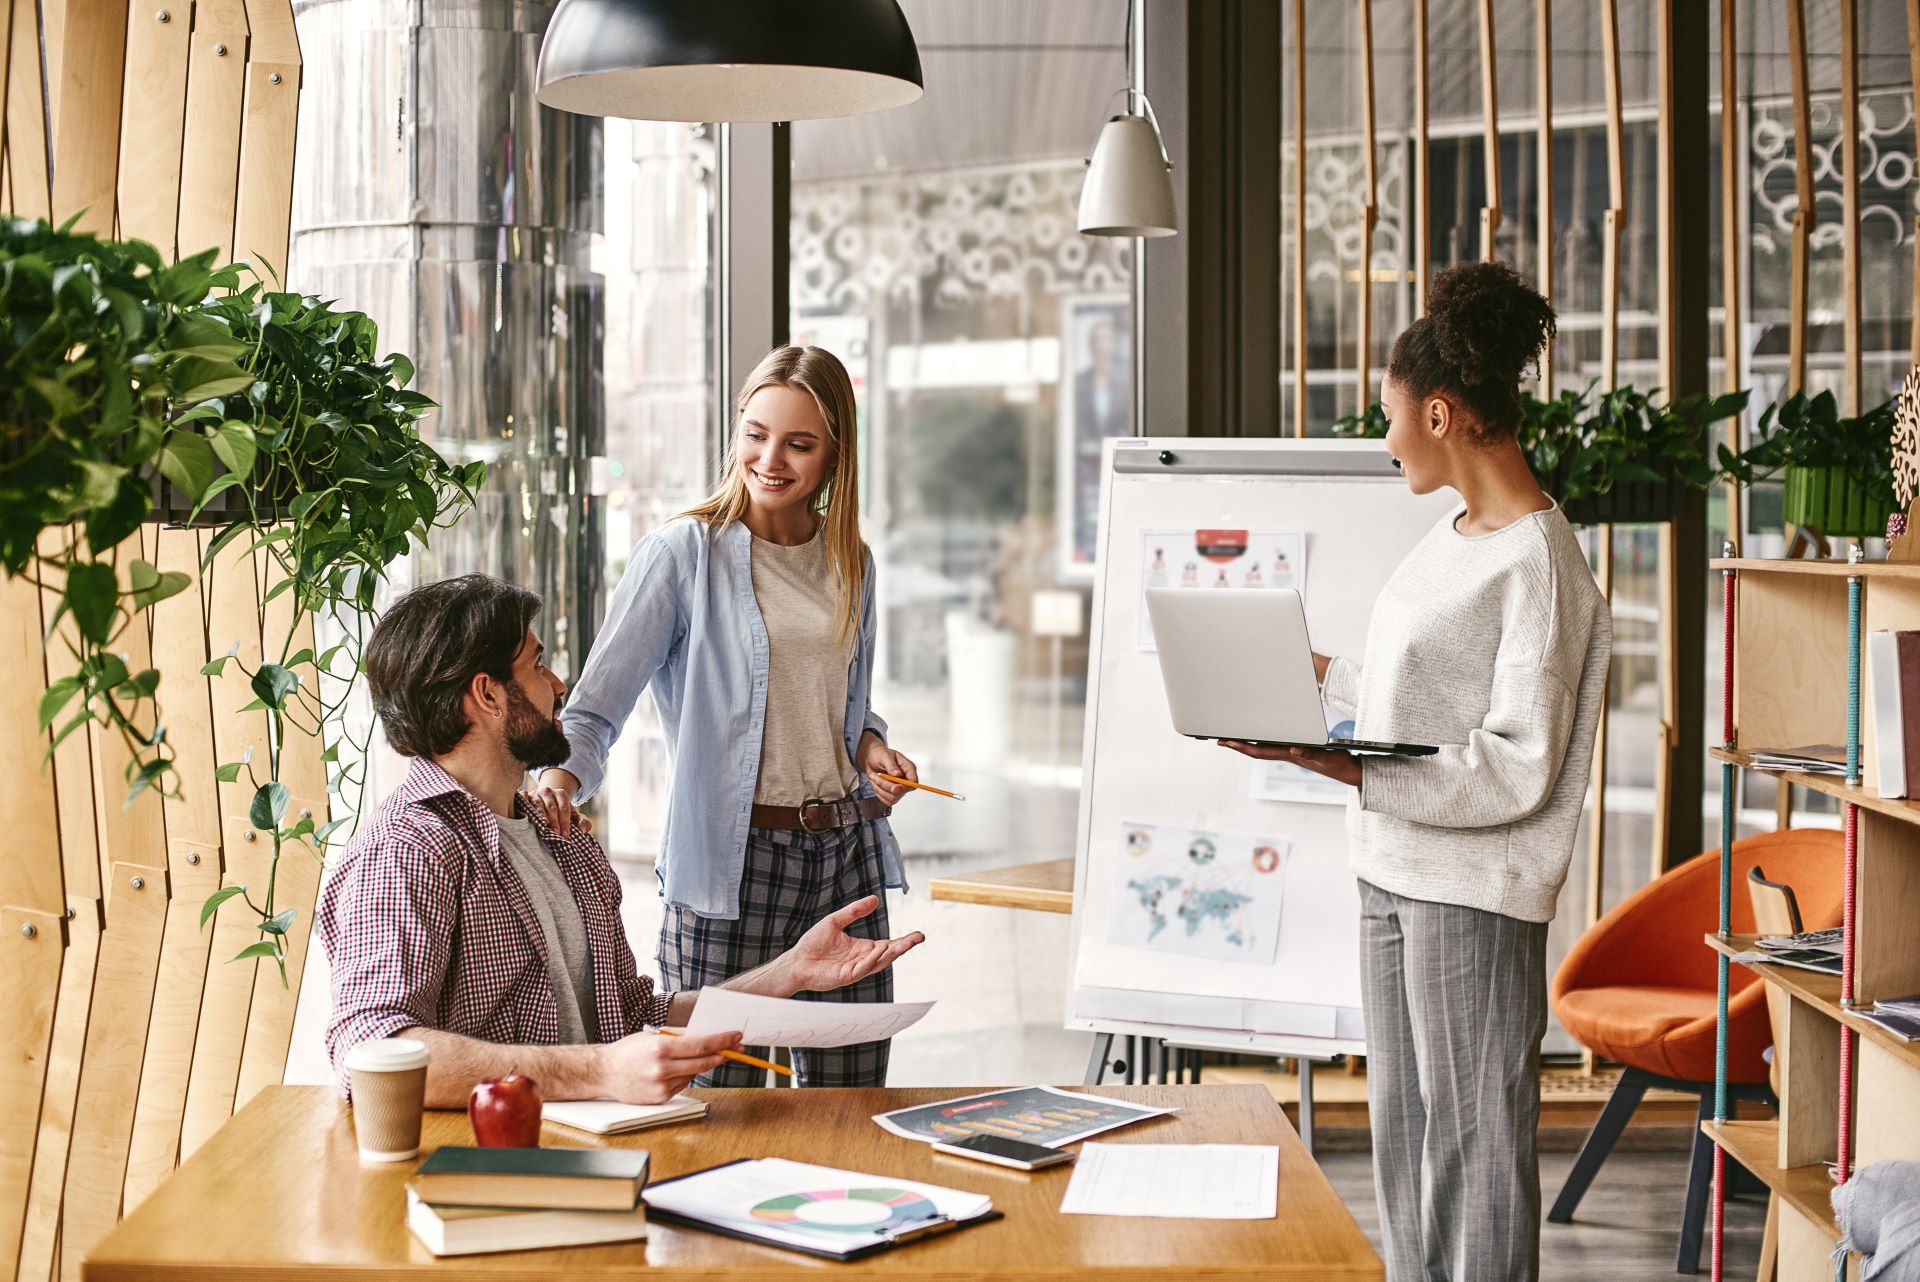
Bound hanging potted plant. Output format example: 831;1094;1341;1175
1533;384;1747;526
1720;390;1897;540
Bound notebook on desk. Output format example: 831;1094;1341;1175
541;1094;709;1136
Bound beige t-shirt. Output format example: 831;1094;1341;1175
750;530;862;806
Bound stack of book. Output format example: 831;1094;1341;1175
1857;997;1920;1042
1867;629;1920;799
1731;927;1844;976
1745;744;1849;776
406;1145;651;1257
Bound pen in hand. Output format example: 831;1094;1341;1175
658;1027;793;1078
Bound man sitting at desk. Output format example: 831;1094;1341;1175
317;574;925;1106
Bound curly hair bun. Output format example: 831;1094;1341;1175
1425;260;1556;391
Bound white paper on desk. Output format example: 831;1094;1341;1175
681;987;934;1048
1060;1143;1279;1219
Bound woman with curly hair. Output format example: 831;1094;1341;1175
1224;261;1613;1282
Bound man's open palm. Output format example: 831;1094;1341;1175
786;897;925;993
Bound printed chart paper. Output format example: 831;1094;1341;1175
1137;527;1306;650
1249;717;1360;807
643;1157;992;1256
1107;820;1290;966
1060;1144;1280;1219
872;1086;1176;1149
682;988;934;1048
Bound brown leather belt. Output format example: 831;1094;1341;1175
750;795;892;833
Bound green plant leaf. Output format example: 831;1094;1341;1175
187;471;245;521
250;662;299;709
261;908;296;936
157;433;218;501
165;313;246;360
124;757;169;806
199;884;247;930
209;421;257;479
65;561;120;644
232;940;281;963
315;816;352;843
170;357;253;401
127;560;191;609
249;780;290;830
86;476;152;555
37;677;83;731
213;760;245;783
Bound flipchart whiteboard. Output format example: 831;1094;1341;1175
1065;438;1457;1055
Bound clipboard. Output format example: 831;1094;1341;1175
641;1158;1005;1261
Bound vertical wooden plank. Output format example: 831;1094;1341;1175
35;536;99;909
1784;0;1813;396
1721;0;1743;553
1649;0;1680;884
1600;0;1626;392
1477;0;1500;261
0;0;14;170
0;572;66;915
0;906;63;1280
56;862;169;1282
90;532;167;901
174;29;247;260
114;0;190;254
5;0;53;220
1290;0;1305;437
230;61;299;278
49;0;129;232
1536;0;1552;391
1778;996;1841;1168
1837;0;1861;419
1581;527;1614;1077
18;905;97;1282
123;529;222;1211
177;536;267;1160
1356;0;1377;414
1412;0;1429;316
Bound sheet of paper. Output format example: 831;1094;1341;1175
643;1157;991;1255
1136;528;1307;650
682;987;934;1048
1107;819;1290;966
872;1086;1176;1148
1060;1144;1279;1219
1249;758;1351;806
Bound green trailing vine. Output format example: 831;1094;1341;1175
0;217;482;980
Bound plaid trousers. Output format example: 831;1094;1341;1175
657;822;893;1088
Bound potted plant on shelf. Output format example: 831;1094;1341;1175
1;216;481;980
1720;389;1897;541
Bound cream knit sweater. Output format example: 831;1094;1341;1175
1322;503;1612;923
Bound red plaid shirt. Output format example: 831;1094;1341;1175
317;757;673;1085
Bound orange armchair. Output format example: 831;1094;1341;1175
1547;829;1843;1274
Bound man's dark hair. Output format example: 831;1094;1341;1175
364;574;542;758
1386;259;1557;439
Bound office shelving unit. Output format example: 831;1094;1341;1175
1710;551;1920;1281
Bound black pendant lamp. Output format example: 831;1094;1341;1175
536;0;925;122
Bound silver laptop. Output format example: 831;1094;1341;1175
1145;587;1436;756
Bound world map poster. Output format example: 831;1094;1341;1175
1105;820;1290;966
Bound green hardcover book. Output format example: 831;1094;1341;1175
412;1146;650;1212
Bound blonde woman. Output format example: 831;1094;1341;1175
532;346;921;1088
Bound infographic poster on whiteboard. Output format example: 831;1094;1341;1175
1136;528;1306;649
1106;820;1290;966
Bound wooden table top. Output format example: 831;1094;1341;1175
84;1084;1380;1281
926;858;1075;914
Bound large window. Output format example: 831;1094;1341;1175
790;1;1135;1082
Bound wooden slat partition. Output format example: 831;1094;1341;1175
1646;0;1682;884
56;863;170;1282
1837;0;1861;420
174;0;251;261
114;0;190;249
1290;0;1306;437
0;905;64;1274
123;529;223;1212
49;0;130;232
1477;0;1500;262
5;0;53;219
1721;0;1743;554
1355;0;1377;413
230;60;299;273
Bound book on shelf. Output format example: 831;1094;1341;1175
405;1187;648;1256
1756;928;1842;955
541;1094;708;1136
1868;632;1911;798
1856;1003;1920;1042
1746;744;1849;776
1730;946;1844;976
410;1145;650;1212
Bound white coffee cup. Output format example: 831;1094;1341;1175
344;1037;431;1162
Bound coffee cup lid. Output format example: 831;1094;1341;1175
345;1037;430;1073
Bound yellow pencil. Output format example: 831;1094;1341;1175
875;771;966;801
658;1027;793;1078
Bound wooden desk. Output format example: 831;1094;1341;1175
927;858;1075;913
85;1084;1380;1281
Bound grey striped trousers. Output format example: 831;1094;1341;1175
1358;879;1550;1282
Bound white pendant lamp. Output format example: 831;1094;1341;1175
536;0;924;123
1078;89;1177;238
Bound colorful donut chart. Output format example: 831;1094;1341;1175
749;1187;938;1233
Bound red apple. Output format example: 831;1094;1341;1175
468;1074;543;1147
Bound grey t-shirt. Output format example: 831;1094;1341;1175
749;528;861;805
496;810;599;1043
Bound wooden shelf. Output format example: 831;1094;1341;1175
1712;557;1920;581
1701;1118;1841;1244
1706;933;1920;1073
1710;746;1920;826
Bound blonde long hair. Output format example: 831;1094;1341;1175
682;345;866;649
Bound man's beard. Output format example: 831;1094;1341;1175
504;683;573;771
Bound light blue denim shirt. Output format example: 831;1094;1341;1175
558;516;904;919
